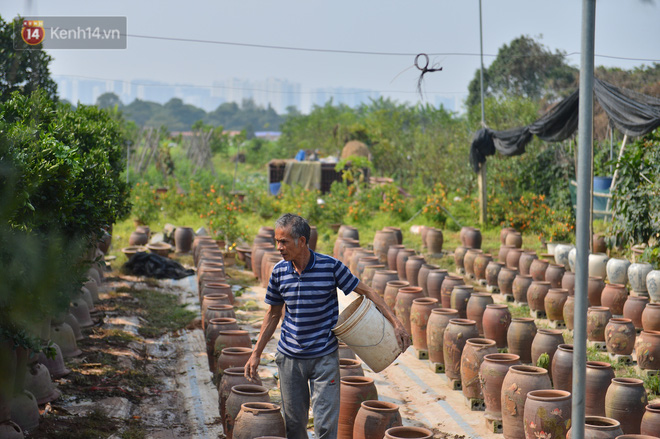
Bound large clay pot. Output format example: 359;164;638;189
602;284;629;316
589;253;609;280
545;264;566;289
454;246;468;272
215;347;253;377
486;261;505;288
252;243;275;279
383;226;403;245
396;249;417;281
357;256;380;281
474;253;493;282
372;270;400;298
339;377;378;439
623;296;650;330
607;258;631;285
501;227;518;245
588;276;606;306
384;281;409;311
338;225;359;241
350;249;374;276
337;238;360;264
531;329;564;374
233;402;285;439
404;256;425;287
385;427;433;439
512;275;533;304
224;384;270;439
410;298;439;351
519;251;538;277
218;367;262;426
427;308;459;366
129;230;148;246
641;403;660;437
426;269;449;302
362;264;385;288
641;303;660;331
174;227;195;253
587;307;612;342
353;401;402;439
202;293;231;324
417;264;439;296
553;244;573;270
205;305;236;330
338;342;356;360
524;390;572;439
464;249;483;279
426;228;444;255
339;359;364;378
498;267;519;297
463;227;482;249
635;330;660;370
562;271;576;296
527;281;551;313
646;270;660;303
201;282;233;303
214;330;252;369
443;319;479;381
307;225;317;251
483;304;512;349
387;245;405;271
508;318;537;364
605;318;636;356
440;275;464;309
394;286;424;334
629;263;653;293
585;361;615;417
545;288;569;322
450;285;473;319
529;258;549;282
593;233;608;253
551;344;573;392
499;245;516;264
506;248;525;270
461;338;497;399
605;378;648;434
466;293;494;335
480;353;521;422
505;232;523;248
501;365;552;439
567;416;623;439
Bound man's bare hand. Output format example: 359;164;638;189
244;353;261;382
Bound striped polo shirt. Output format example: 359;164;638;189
265;250;360;359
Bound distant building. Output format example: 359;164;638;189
311;87;380;108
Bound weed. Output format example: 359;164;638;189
508;303;530;319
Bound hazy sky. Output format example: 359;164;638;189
3;0;659;110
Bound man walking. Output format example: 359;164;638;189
245;213;409;439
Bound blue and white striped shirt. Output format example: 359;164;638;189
265;250;360;359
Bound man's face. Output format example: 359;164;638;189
275;226;305;261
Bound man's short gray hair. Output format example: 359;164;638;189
275;213;310;246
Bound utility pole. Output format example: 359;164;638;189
477;0;487;225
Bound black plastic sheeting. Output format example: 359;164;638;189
469;78;660;172
122;252;194;279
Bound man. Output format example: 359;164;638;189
245;213;410;439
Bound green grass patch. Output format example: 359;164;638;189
509;303;530;319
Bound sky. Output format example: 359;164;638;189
2;0;660;112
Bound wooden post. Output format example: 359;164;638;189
478;161;487;225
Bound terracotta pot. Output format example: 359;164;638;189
562;271;576;296
387;245;405;271
588;276;606;306
38;343;70;379
480;353;521;422
527;281;551;313
384;426;433;439
129;231;148;246
512;275;533;304
450;285;473;319
372;270;400;298
629;263;653;293
602;284;629;316
623;296;650;330
257;226;275;240
339;377;378;439
564;295;576;330
605;318;636;356
589;253;610;280
474;253;493;282
551;344;573;392
233;402;285;439
442;319;479;381
335;238;359;263
545;288;569;322
418;264;439;296
206;318;240;370
486;261;504;287
640;403;660;437
339;359;364;378
214;330;252;369
384;281;409;311
524;390;572;439
426;228;444;255
506;248;525;270
224;384;270;439
585;361;615;417
508;318;537;364
529;258;549;282
607;258;631;285
499;245;516;264
173;227;194;253
215;347;253;377
205;305;236;331
498;267;519;296
394;286;424;334
483;304;511;348
501;227;518;245
353;400;402;439
202;293;231;323
454;246;468;271
218;367;262;427
338;342;356;360
65;313;83;342
635;330;660;370
350;249;374;276
461;338;497;399
426;269;449;302
404;256;426;287
338;225;359;241
531;329;564;374
501;365;552;439
10;388;39;432
567;416;623;439
593;233;608;253
383;226;403;245
308;226;318;251
201;282;233;303
440;275;464;309
427;308;459;365
605;378;648;434
588;307;613;342
463;227;482;249
505;232;523;248
647;270;660;303
362;264;385;287
466;293;494;335
464;249;483;279
357;256;380;281
396;249;417;281
641;303;660;331
519;251;538;277
419;226;430;249
252;243;275;279
410;298;439;351
545;264;566;289
23;362;60;405
51;323;82;357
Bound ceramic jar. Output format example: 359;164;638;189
427;308;459;366
443;319;479;381
545;288;569;322
501;365;552;439
466;293;494;335
450;285;473;319
567;416;623;439
384;427;433;439
524;390;572;439
589;253;609;279
607;258;630;285
635;330;660;370
501;227;518;245
554;244;574;270
340;359;364;378
585;361;615;417
353;400;402;439
551;344;573;392
417;264;439;296
505;232;523;248
568;247;577;272
512;275;533;304
396;249;417;281
404;256;425;287
373;229;398;264
218;367;262;425
426;269;449;302
498;267;519;297
604;318;636;356
129;230;148;246
601;284;629;316
506;248;525;271
454;246;468;272
372;270;401;298
604;378;648;434
394;286;424;334
646;270;660;302
426;228;444;255
499;245;516;264
527;281;551;313
410;298;439;352
224;384;270;438
233;402;285;439
519;251;538;277
440;275;464;309
216;347;253;376
629;263;653;294
474;253;493;282
482;304;511;349
529;259;549;282
507;318;537;364
588;276;606;307
486;261;504;288
545;264;566;289
463;227;482;249
641;303;660;331
464;249;483;279
384;281;409;311
562;271;576;296
531;329;564;376
640;403;660;437
587;307;612;342
384;226;403;245
386;245;405;271
339;377;378;439
480;353;521;422
461;338;497;400
623;296;650;330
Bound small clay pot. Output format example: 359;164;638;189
440;275;464;309
518;251;538;277
529;258;549;282
339;377;378;439
567;416;622;439
339;359;364;378
384;426;433;439
394;286;424;334
640;403;660;437
404;256;426;287
384;281;409;311
486;261;504;287
635;330;660;370
545;263;566;288
410;297;439;351
372;270;400;298
562;271;576;295
450;285;473;319
465;293;494;335
588;276;606;306
527;281;551;313
544;288;569;322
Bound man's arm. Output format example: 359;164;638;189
244;303;284;382
353;281;411;353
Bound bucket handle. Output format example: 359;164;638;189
339;309;387;348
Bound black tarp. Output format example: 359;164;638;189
122;252;195;279
469;78;660;172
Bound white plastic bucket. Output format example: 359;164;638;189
333;296;402;372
